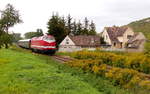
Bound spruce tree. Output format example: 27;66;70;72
89;20;96;35
76;21;83;35
83;17;89;35
66;14;72;35
71;20;77;35
47;14;67;46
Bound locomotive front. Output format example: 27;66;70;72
31;35;56;54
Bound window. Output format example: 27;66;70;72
114;42;116;46
120;42;123;48
127;35;132;39
66;39;69;41
43;36;55;42
66;39;69;44
66;42;69;44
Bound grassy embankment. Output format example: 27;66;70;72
0;47;131;94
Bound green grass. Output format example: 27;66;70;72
0;48;132;94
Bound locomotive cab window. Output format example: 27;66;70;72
43;36;55;42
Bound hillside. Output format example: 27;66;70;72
127;17;150;53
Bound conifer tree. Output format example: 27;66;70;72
76;21;83;35
89;20;96;35
66;14;72;35
47;13;67;46
83;17;89;35
71;20;77;35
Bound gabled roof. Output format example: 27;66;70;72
127;32;146;48
127;32;146;43
127;39;145;48
68;35;100;47
105;26;128;43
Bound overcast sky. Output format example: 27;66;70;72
1;0;150;36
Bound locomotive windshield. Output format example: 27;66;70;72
43;36;55;42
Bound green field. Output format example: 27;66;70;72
0;48;132;94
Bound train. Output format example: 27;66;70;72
18;35;56;54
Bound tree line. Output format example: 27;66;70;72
47;13;97;45
24;13;97;46
24;29;43;39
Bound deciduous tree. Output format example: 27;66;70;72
0;4;22;48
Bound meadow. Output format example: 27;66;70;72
0;47;134;94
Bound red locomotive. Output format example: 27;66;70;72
18;35;56;54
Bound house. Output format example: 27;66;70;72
126;32;146;52
101;26;134;49
59;35;100;52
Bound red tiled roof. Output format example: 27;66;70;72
69;35;100;47
105;26;128;43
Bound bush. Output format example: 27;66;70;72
72;51;150;74
67;59;150;90
139;80;150;90
106;68;139;86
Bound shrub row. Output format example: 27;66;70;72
72;51;150;74
67;59;150;90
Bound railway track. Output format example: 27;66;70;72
31;51;74;63
52;55;74;63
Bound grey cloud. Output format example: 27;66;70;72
92;0;150;32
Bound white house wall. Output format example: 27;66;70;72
122;28;134;47
59;35;83;52
59;35;75;46
117;37;123;42
59;45;82;52
101;29;112;45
